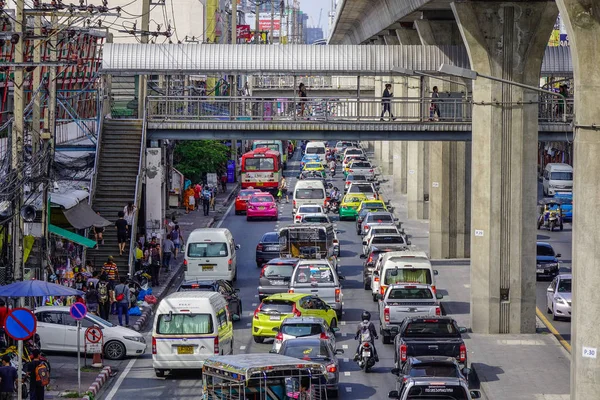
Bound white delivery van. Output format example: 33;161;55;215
305;141;327;164
371;251;438;301
543;163;573;196
184;228;240;283
292;180;327;215
152;291;234;377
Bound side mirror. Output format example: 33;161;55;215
373;271;379;276
269;349;277;354
362;241;367;246
406;240;412;246
470;390;482;399
338;276;345;280
388;390;400;399
458;326;468;334
272;327;280;332
391;368;400;375
335;348;344;355
394;218;399;222
462;367;471;376
436;293;444;300
547;286;554;293
235;244;241;250
434;270;439;275
556;253;562;258
331;327;340;333
235;288;240;292
376;294;383;300
359;254;367;259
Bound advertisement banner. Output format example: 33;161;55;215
259;19;281;31
237;25;251;39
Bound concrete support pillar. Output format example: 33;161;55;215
407;141;427;220
452;1;558;334
382;31;400;46
555;1;600;398
392;141;408;194
395;27;420;45
372;76;384;162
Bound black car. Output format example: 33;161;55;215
256;231;281;268
178;279;242;321
392;356;471;389
258;258;299;300
536;241;561;279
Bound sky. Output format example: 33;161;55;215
300;0;333;32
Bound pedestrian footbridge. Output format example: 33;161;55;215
144;95;573;142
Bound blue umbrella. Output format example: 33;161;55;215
0;280;84;297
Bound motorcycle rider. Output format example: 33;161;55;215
353;311;379;362
330;187;341;205
328;159;336;176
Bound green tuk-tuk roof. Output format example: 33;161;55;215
202;353;326;377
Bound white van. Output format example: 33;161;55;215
305;141;327;164
292;180;327;215
152;291;234;377
371;251;438;301
543;163;573;196
184;228;240;283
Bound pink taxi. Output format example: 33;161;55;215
247;193;278;221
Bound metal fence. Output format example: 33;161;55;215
252;76;376;90
146;95;574;124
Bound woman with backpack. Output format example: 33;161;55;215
26;349;49;400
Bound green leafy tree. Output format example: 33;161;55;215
173;140;230;183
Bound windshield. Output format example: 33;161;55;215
367;214;393;222
187;242;228;257
404;321;460;338
244;157;275;171
239;190;258;197
557;279;572;293
362;203;385;210
537;245;555;257
281;341;331;361
299;206;322;213
86;313;115;328
281;323;324;337
306;147;325;154
388;288;433;300
384;268;432;285
348;175;367;181
293;264;334;284
261;300;294;314
349;185;374;194
346;149;362;156
157;313;213;335
350;162;371;168
264;265;295;278
296;188;325;199
303;216;329;223
254;143;281;152
305;163;322;169
251;195;274;203
261;232;279;243
373;236;405;245
550;172;573;181
409;364;460;378
407;385;468;399
372;228;398;235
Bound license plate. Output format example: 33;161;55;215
362;351;371;357
266;246;279;251
177;346;193;355
271;280;285;285
256;182;263;186
202;265;214;271
259;207;265;210
269;315;281;321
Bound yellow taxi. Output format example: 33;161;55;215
252;293;338;343
302;161;326;177
339;193;368;220
357;200;388;215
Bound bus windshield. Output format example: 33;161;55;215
244;157;275;171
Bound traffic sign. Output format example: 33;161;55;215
5;308;37;341
86;343;103;354
85;326;103;344
70;302;87;320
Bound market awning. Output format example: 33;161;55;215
63;201;112;230
48;224;97;248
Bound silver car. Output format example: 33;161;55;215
271;316;337;353
289;260;344;319
546;274;572;320
359;211;398;236
346;160;376;181
344;173;369;193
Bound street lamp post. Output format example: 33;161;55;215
438;64;566;122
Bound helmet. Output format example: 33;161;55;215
361;311;371;322
333;187;339;191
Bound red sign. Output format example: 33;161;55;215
85;326;103;344
237;25;251;39
259;19;280;31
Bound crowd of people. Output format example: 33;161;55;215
183;179;225;216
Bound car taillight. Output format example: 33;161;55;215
228;259;232;270
324;200;327;207
335;289;341;302
369;169;373;172
152;336;156;354
349;169;353;173
275;332;283;341
293;200;296;208
367;255;373;264
384;307;390;322
254;306;261;320
374;275;380;282
400;344;407;362
435;307;441;316
320;332;329;340
295;215;302;220
363;342;370;348
292;304;302;317
432;285;437;294
364;225;369;231
214;337;219;355
257;244;264;251
183;259;188;271
327;364;337;373
459;344;466;362
346;181;350;185
380;286;386;295
260;266;267;278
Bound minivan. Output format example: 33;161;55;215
184;228;240;283
305;141;327;163
152;291;234;377
543;163;573;196
372;251;438;301
293;180;327;214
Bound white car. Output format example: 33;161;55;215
300;213;331;224
271;316;337;353
362;233;408;256
294;204;325;223
34;306;147;360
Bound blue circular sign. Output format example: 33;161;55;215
5;308;37;341
70;302;87;320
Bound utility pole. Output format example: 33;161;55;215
231;0;238;171
12;0;26;282
255;0;260;44
278;0;283;42
138;0;151;118
270;0;274;44
31;15;42;157
286;0;290;43
231;0;237;44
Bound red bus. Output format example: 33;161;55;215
240;148;282;192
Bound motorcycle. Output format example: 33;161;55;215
330;166;336;177
356;341;377;372
329;199;340;214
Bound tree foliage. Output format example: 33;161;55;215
173;140;230;183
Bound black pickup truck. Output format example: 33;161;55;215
392;316;468;368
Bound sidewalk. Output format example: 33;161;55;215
46;183;239;398
377;172;570;400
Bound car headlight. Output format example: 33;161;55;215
124;336;146;343
555;297;566;304
548;263;559;268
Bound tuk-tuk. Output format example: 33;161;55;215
537;199;564;231
202;354;329;400
278;224;339;271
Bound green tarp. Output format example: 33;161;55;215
48;224;96;248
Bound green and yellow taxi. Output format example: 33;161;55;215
339;193;368;220
357;199;387;216
302;161;326;178
252;293;338;343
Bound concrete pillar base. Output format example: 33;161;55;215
392;141;408;194
407;141;427;220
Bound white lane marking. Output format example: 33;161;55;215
343;358;349;362
216;200;236;228
240;345;247;350
344;372;351;376
341;321;346;326
104;358;136;400
246;323;251;327
248;312;254;317
252;303;257;307
464;284;471;288
255;294;259;297
342;345;348;349
345;387;352;392
342;333;347;337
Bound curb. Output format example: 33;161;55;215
81;366;112;400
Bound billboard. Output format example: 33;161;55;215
245;12;286;37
